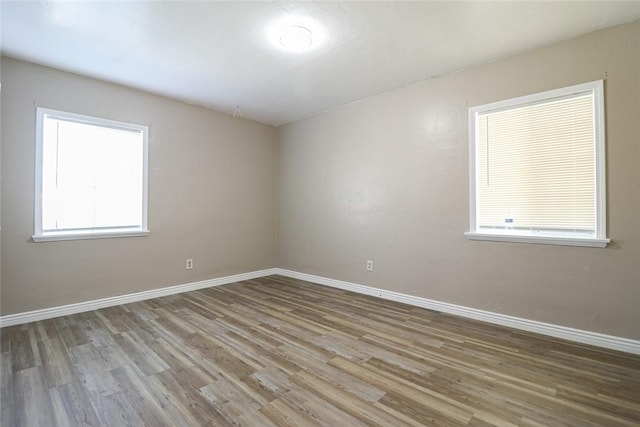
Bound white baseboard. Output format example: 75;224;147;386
3;267;638;355
275;268;640;356
0;268;279;327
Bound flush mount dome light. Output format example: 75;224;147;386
279;25;313;51
269;16;325;53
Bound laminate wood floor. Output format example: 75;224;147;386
1;275;639;426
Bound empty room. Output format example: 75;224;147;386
1;1;639;426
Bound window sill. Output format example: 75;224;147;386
32;229;150;243
464;232;610;248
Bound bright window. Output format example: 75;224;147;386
34;108;149;242
466;80;609;247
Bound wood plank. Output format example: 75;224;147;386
37;338;75;388
67;344;121;395
48;380;102;427
9;327;40;372
13;366;57;427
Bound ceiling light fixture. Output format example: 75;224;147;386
268;15;326;53
279;25;313;51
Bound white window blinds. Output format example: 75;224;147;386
476;93;595;232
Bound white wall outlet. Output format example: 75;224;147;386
186;259;193;270
366;260;373;272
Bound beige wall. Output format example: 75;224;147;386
2;22;639;341
0;57;3;294
1;57;277;315
277;22;640;340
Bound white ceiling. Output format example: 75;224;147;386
2;1;640;127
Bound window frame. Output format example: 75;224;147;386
465;80;609;248
33;107;150;242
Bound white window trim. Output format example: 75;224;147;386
465;80;609;248
32;229;150;243
33;107;150;243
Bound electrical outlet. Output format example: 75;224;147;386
366;260;373;272
186;259;193;270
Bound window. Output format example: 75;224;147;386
34;108;149;242
466;80;609;248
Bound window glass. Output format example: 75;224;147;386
35;108;149;242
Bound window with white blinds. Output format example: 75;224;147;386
466;80;609;248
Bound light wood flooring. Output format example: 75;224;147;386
1;275;639;426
